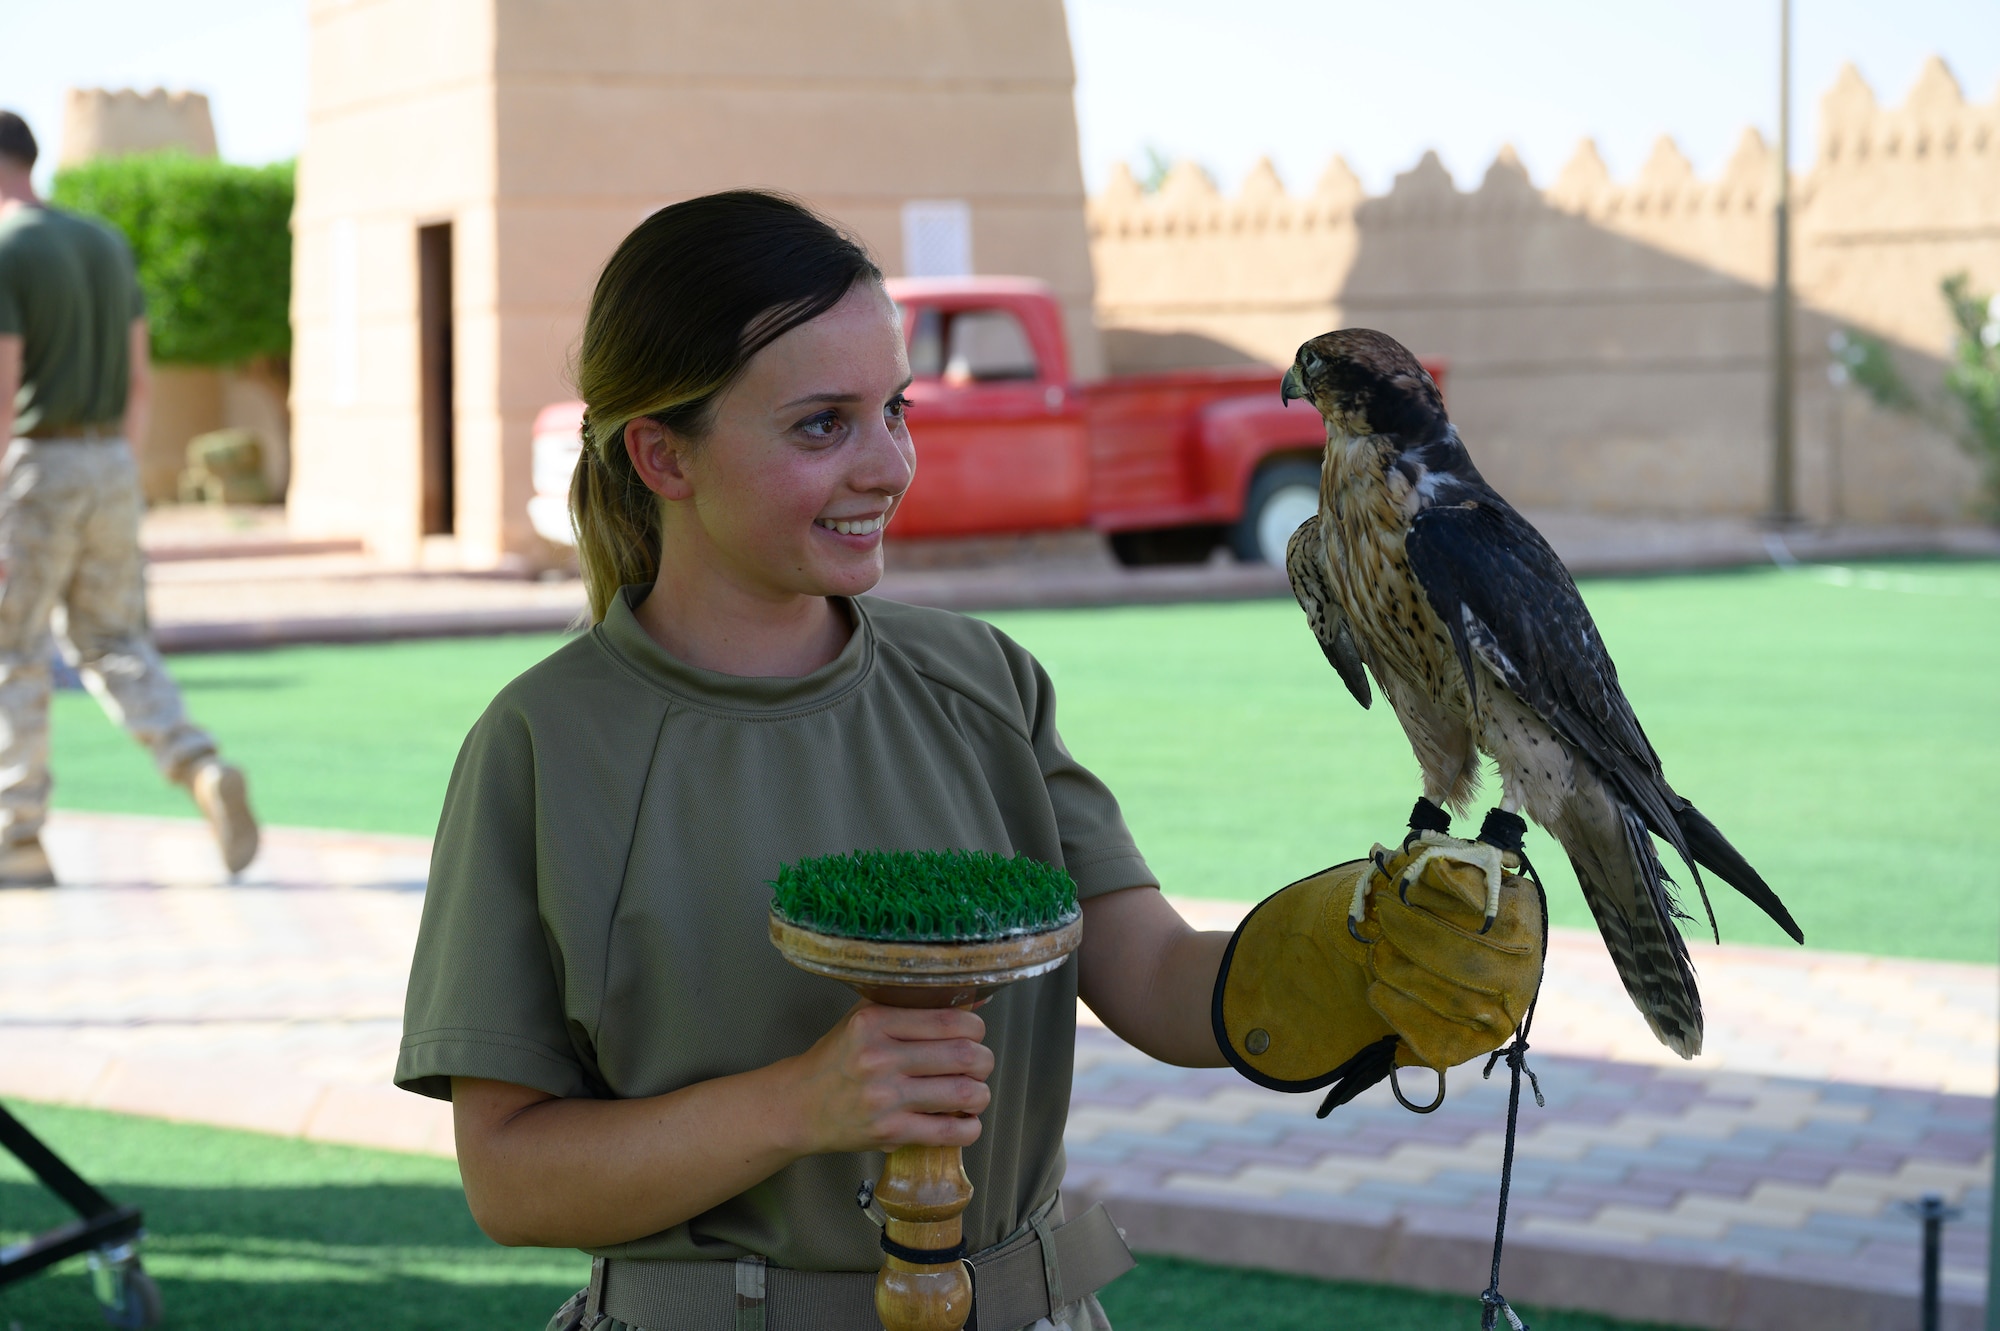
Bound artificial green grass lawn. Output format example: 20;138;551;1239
48;560;2000;961
50;633;558;837
0;1101;1692;1331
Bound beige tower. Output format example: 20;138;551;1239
60;89;218;166
290;0;1101;567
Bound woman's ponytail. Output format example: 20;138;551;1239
569;414;665;624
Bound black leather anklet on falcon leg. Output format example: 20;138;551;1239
1476;808;1527;855
1405;797;1453;847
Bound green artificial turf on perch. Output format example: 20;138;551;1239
770;849;1079;941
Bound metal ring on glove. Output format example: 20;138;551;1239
1389;1062;1446;1113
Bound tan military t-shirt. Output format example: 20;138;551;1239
397;587;1154;1270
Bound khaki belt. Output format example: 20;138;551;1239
588;1200;1134;1331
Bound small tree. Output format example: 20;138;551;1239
50;152;293;367
1940;274;2000;490
1832;272;2000;518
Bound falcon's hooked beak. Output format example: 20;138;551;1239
1280;363;1305;407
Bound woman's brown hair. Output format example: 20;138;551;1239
570;190;882;622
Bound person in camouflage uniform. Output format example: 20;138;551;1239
0;111;257;884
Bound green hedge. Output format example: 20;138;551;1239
50;151;293;366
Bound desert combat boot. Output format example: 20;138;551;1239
185;757;259;875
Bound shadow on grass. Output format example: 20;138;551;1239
0;1181;1696;1331
0;1178;585;1330
1;1178;502;1249
177;674;306;693
0;1095;1687;1331
2;1246;1692;1331
0;1268;578;1330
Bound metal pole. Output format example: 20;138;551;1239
1769;0;1797;524
1922;1195;1945;1331
1902;1192;1963;1331
1989;938;2000;1331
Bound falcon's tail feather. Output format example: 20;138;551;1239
1554;783;1704;1058
1673;801;1804;945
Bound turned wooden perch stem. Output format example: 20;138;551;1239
770;913;1082;1331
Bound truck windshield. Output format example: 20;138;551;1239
906;307;1040;384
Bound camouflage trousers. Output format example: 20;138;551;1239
0;437;215;846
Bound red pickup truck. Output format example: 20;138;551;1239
528;276;1443;565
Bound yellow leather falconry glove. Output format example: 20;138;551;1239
1211;835;1545;1115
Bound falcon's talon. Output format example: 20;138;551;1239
1344;843;1392;939
1395;836;1507;928
1347;854;1387;938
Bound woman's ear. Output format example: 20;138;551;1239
625;417;696;501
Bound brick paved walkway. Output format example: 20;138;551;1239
0;811;1990;1329
1067;1032;1989;1329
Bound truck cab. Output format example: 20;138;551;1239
887;278;1092;538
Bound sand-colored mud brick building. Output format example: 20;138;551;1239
290;0;1098;567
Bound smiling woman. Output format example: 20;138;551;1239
615;276;916;677
567;191;895;636
397;191;1237;1331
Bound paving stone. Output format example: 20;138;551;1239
1703;1153;1839;1185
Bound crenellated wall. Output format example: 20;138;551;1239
1087;59;1997;523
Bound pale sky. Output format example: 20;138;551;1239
1067;0;2000;194
4;0;1997;198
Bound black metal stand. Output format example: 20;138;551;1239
1901;1193;1961;1331
0;1101;161;1327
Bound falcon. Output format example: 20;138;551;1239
1279;328;1802;1057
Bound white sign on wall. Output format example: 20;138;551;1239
329;217;359;408
901;199;973;279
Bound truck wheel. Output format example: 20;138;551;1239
1231;460;1322;565
1108;526;1223;567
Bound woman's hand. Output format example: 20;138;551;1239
787;1001;995;1155
454;1002;992;1249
